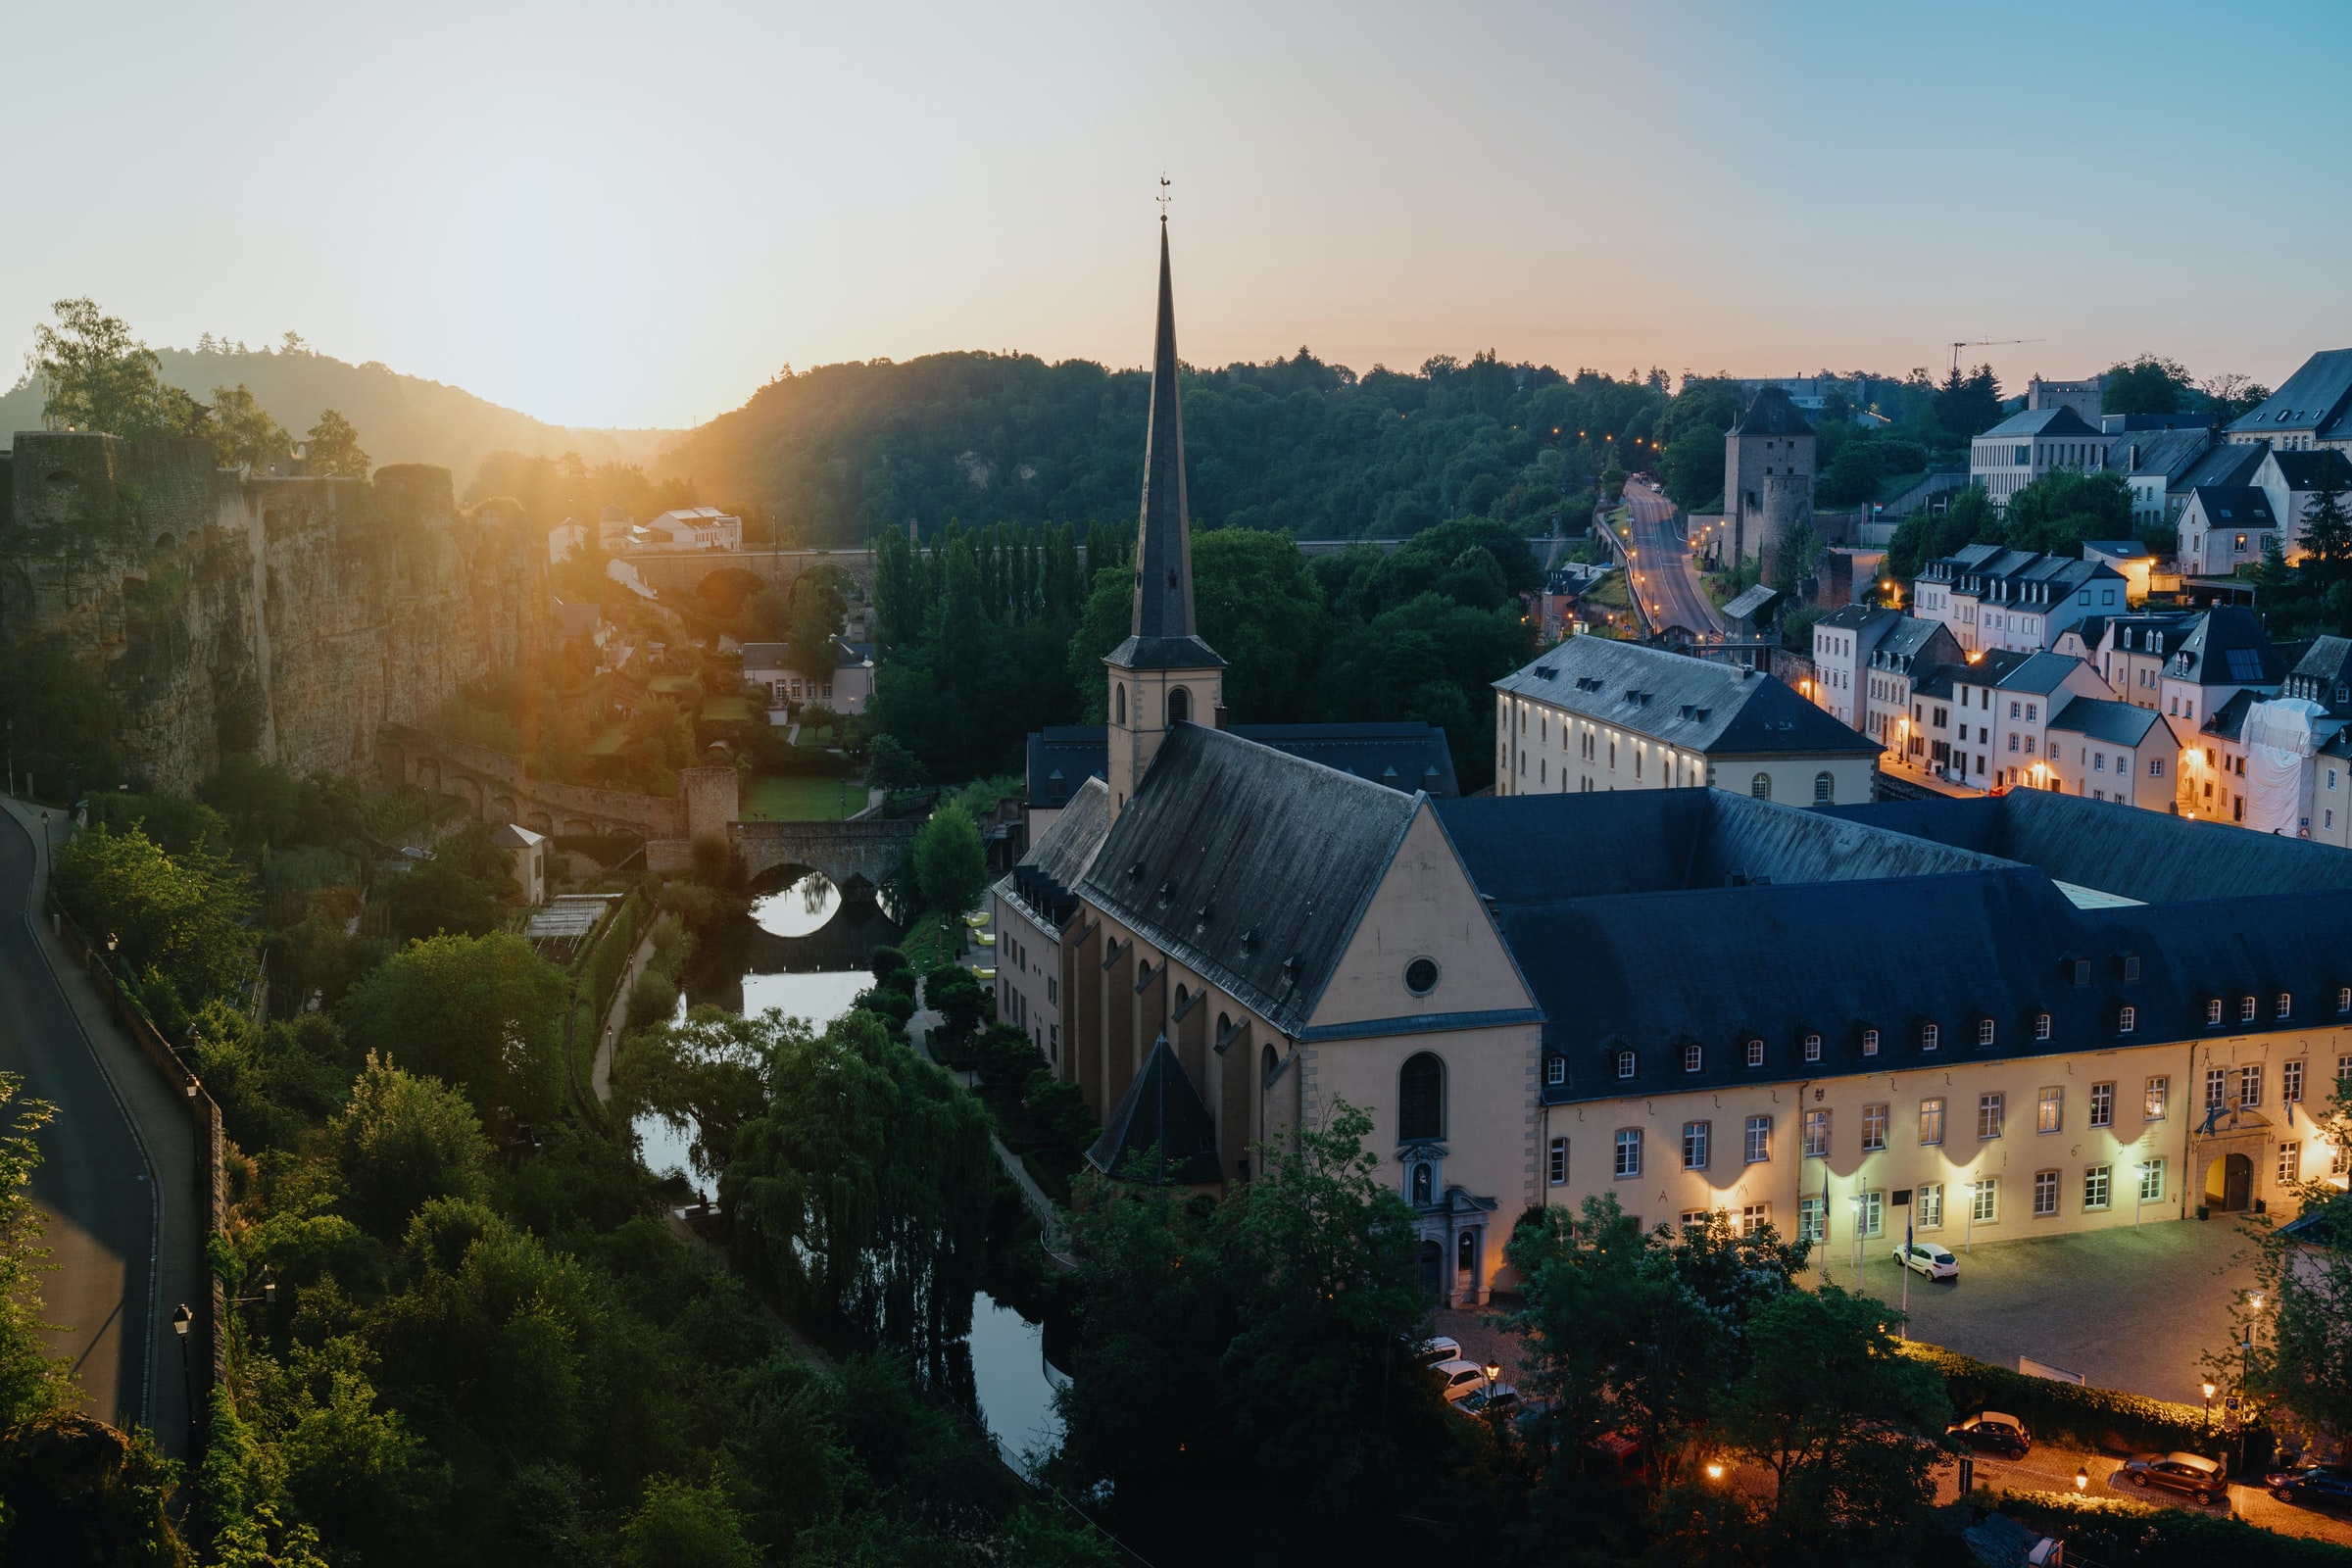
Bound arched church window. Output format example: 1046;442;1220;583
1398;1052;1445;1142
1167;685;1191;726
1115;684;1126;725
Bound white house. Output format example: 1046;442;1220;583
493;822;549;906
1912;545;2128;655
741;637;877;718
1807;604;1899;729
2041;699;2180;810
2253;449;2352;561
642;508;743;552
1982;653;2122;791
2225;349;2352;453
1860;617;1963;758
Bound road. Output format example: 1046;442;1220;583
1618;480;1724;639
0;799;199;1455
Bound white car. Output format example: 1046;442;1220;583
1892;1241;1958;1280
1432;1358;1497;1403
1416;1335;1463;1370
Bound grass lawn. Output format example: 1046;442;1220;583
742;773;862;821
702;695;755;722
899;907;965;970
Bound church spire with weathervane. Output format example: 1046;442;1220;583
1104;196;1224;818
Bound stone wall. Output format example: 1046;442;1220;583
0;431;542;795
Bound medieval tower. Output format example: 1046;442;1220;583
1722;386;1816;579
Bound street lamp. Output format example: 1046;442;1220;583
1483;1360;1501;1405
2240;1292;2267;1475
2075;1464;2089;1492
1962;1181;1977;1254
1705;1461;1725;1482
2203;1379;2218;1443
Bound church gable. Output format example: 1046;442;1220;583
1304;803;1536;1037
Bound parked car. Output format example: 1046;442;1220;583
2122;1451;2228;1505
1454;1384;1523;1419
1432;1358;1495;1403
1892;1242;1959;1280
1946;1411;2031;1458
2265;1464;2352;1512
1416;1335;1463;1370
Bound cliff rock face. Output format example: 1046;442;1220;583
0;431;541;795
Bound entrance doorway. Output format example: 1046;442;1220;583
2205;1152;2253;1212
1418;1241;1444;1298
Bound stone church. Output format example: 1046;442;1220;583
990;224;2352;1309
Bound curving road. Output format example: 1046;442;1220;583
0;799;198;1455
1620;478;1725;639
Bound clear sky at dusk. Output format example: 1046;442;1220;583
5;0;2347;430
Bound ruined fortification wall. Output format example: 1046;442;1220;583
0;431;542;795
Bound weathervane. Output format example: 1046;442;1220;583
1156;172;1171;223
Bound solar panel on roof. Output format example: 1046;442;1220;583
2226;647;2265;681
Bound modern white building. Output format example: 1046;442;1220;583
740;637;876;718
1970;407;2113;511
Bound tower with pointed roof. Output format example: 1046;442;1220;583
1104;220;1224;817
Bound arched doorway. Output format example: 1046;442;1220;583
2205;1152;2253;1212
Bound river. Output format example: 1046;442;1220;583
629;870;1066;1472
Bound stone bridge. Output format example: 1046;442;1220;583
732;816;921;893
377;724;737;854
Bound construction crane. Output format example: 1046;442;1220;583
1949;337;2043;376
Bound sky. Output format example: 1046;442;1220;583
4;0;2348;431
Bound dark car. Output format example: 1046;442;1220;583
1946;1410;2032;1458
2266;1464;2352;1513
2122;1451;2228;1505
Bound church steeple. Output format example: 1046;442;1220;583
1104;218;1223;817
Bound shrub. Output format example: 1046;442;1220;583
1996;1488;2352;1567
1903;1343;2213;1454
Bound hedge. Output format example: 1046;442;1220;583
1995;1490;2352;1568
1902;1342;2220;1457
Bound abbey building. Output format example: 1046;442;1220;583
990;225;2352;1308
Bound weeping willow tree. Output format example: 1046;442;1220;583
686;1008;993;1352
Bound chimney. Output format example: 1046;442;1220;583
1213;703;1228;729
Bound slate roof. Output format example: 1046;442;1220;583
1022;777;1112;893
2175;442;2267;494
1085;1035;1222;1184
1728;386;1814;437
2267;449;2352;491
2109;427;2214;481
2186;486;2278;531
2047;696;2170;749
1871;617;1956;672
1721;584;1785;623
2201;688;2259;744
1497;797;2352;1103
1077;723;1420;1035
1494;638;1877;758
1979;406;2107;441
2230;349;2352;442
2170;605;2283;687
1818;603;1898;636
1024;720;1459;808
2285;636;2352;711
1918;547;2122;602
1995;652;2085;696
2098;612;2196;657
1819;788;2352;904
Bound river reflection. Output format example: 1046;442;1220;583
628;870;1064;1462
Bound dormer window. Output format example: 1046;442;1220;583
1803;1033;1822;1062
1683;1042;1703;1073
2118;1004;2137;1034
2034;1012;2051;1041
1545;1056;1566;1088
2277;992;2292;1020
1921;1023;1939;1052
1745;1038;1765;1068
1861;1028;1880;1056
2122;954;2140;982
2207;998;2224;1025
1617;1050;1638;1080
1978;1018;1996;1047
2241;995;2258;1022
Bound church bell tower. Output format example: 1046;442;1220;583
1104;218;1223;817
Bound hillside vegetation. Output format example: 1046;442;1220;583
659;348;1667;545
1;339;676;480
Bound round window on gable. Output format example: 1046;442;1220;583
1403;956;1440;997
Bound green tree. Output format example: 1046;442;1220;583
613;1004;776;1181
25;296;205;438
1191;528;1326;720
1935;364;2003;439
383;818;516;943
207;383;295;471
344;933;568;1127
2300;474;2352;591
912;800;986;916
2102;354;2193;416
2002;467;2132;557
1717;1286;1948;1560
0;1076;64;1430
786;566;852;684
305;409;370;479
1660;422;1728;511
618;1477;760;1568
51;823;256;1009
863;733;927;792
326;1053;493;1238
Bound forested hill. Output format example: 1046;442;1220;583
658;348;1670;545
0;345;678;480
